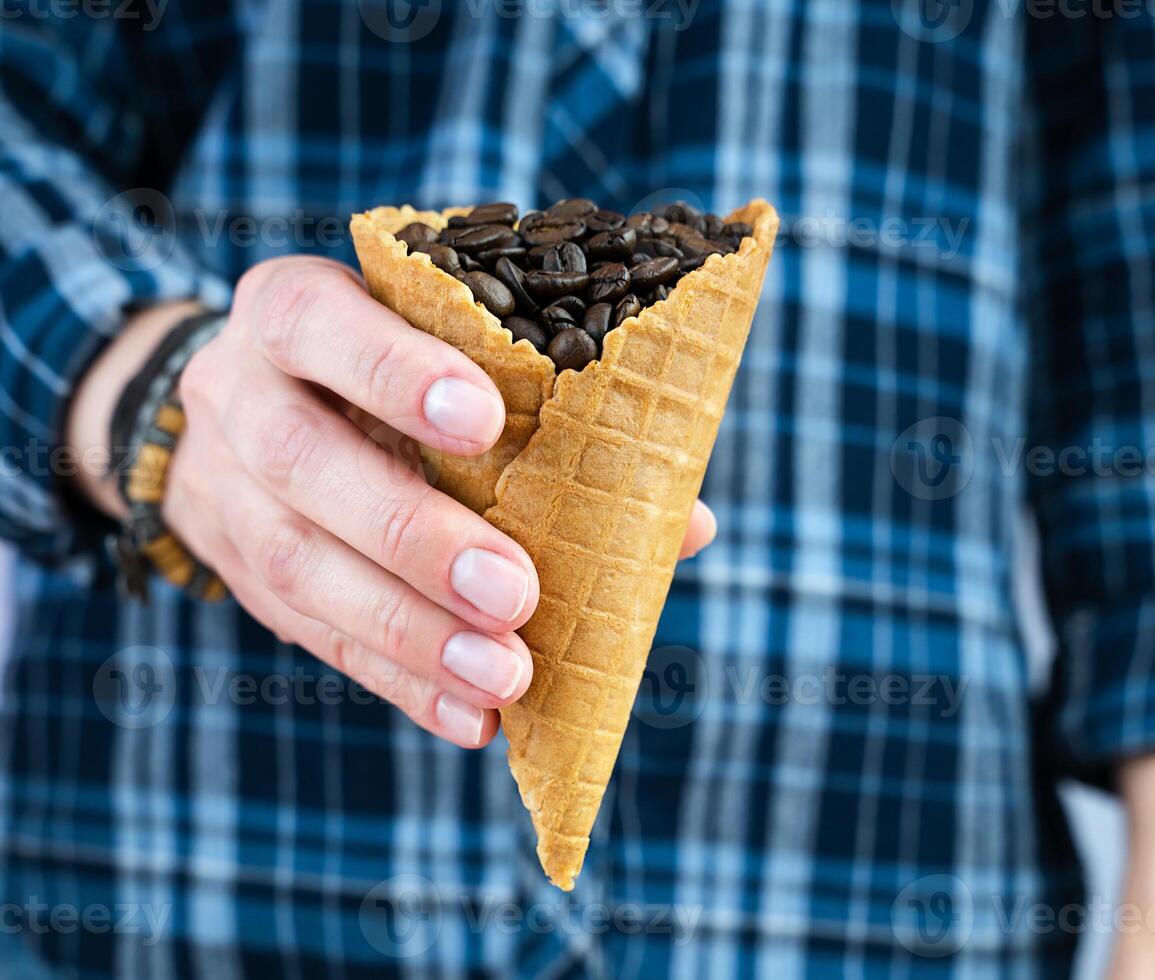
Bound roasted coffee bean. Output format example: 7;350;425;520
586;227;637;259
459;271;515;317
704;214;724;239
540;304;578;335
660;203;689;224
519;212;586;246
585;209;625;233
547;327;598;372
464;202;518;226
459;253;483;272
395;222;438;248
503;315;549;353
444;223;517;253
615;293;643;325
557;241;586;274
628;256;679;292
424;244;461;274
551;294;586;318
722;221;753;240
582;302;613;344
548;198;597;218
650;284;671;303
678;255;708;273
446;215;468;228
587;263;631;304
526;243;556;267
646;237;683;258
630;252;652;265
524;269;589;300
493;256;539;313
477;245;527;265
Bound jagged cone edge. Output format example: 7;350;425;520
350;200;779;889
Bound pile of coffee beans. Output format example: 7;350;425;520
394;199;753;373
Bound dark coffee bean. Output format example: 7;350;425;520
527;244;556;267
587;262;631;304
630;252;652;265
551;294;586;317
547;327;598;372
493;256;539;314
722;221;753;240
524;269;589;300
615;293;642;325
395;222;438;248
661;203;688;224
678;255;708;273
445;223;517;253
629;256;679;291
586;227;637;259
548;198;597;218
704;214;725;239
519;212;586;246
459;254;483;272
424;244;461;274
582;303;613;344
464;202;518;226
626;213;653;234
476;245;526;265
645;237;684;259
459;271;515;317
540;304;578;335
557;241;586;274
650;284;670;303
503;315;549;353
585;209;625;233
446;215;468;228
650;215;670;236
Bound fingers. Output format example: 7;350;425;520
234;257;507;455
217;471;534;711
213;548;502;748
223;368;539;633
679;499;718;559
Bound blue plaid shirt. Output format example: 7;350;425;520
1;3;1154;977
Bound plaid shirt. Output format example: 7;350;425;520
1;2;1154;976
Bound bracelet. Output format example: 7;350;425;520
106;310;229;603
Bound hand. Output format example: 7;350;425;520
67;257;718;748
1110;754;1155;978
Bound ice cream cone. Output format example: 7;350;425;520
351;199;778;889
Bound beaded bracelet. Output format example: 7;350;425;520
106;311;229;603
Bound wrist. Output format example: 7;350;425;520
66;300;208;520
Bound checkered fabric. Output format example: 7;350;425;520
1;3;1154;977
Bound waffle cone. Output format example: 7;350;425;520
352;200;778;890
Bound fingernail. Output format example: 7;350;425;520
450;548;529;622
442;632;524;699
423;377;504;443
436;693;485;745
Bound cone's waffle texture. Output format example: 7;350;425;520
352;200;778;890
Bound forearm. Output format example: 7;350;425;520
65;300;207;521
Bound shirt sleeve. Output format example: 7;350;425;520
0;15;231;564
1026;19;1155;789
